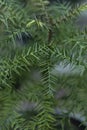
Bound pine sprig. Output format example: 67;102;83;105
0;0;87;130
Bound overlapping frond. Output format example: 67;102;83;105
0;0;87;130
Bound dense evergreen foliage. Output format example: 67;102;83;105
0;0;87;130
